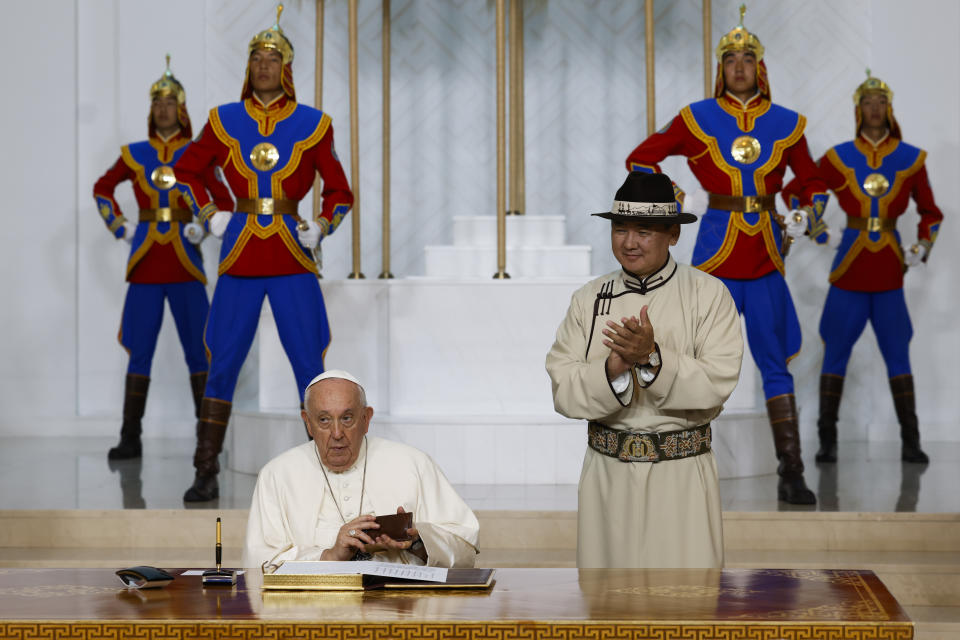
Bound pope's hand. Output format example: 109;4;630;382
297;219;322;250
122;222;136;244
209;211;232;238
320;515;379;562
903;244;924;267
363;506;421;554
183;222;204;245
785;208;808;239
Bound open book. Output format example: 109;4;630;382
262;560;495;591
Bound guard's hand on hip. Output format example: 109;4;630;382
785;208;808;239
297;219;321;249
183;222;204;245
209;211;232;238
121;222;136;244
903;244;924;267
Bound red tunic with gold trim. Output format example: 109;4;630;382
812;135;942;291
93;132;234;284
625;94;827;280
173;95;353;277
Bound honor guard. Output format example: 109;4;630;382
174;5;354;502
93;56;234;460
783;71;943;464
623;5;828;504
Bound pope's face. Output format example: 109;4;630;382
722;51;757;97
249;48;284;94
860;93;889;132
611;219;679;277
151;95;179;131
304;379;373;472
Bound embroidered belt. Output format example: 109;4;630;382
236;197;299;215
708;193;776;213
588;421;711;463
847;217;896;232
139;208;192;223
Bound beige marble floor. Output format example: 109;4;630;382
0;436;957;512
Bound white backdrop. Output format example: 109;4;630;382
1;0;957;443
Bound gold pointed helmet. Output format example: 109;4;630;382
715;4;765;61
149;54;186;105
249;4;294;64
853;69;893;104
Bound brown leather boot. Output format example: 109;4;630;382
183;398;231;502
766;394;816;505
815;375;844;463
189;372;208;419
890;374;929;464
108;374;149;460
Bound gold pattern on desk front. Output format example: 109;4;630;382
0;622;914;640
612;584;762;599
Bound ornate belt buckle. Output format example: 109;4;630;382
258;198;275;215
743;196;759;212
156;207;173;222
866;217;882;232
619;433;660;462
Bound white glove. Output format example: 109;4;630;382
297;219;322;250
209;211;232;238
122;222;136;244
785;208;808;239
903;244;924;267
183;222;204;245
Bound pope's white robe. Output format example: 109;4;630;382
243;436;479;570
546;255;743;568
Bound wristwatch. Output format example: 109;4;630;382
646;348;660;368
635;345;660;384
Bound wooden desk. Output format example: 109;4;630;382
0;567;912;639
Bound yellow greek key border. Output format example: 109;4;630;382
0;621;913;640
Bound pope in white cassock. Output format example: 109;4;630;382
243;370;480;570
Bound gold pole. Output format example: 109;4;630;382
379;0;393;279
508;0;525;216
348;0;364;279
703;0;712;99
312;0;325;277
645;0;655;136
493;0;509;279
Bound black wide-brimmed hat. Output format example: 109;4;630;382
592;172;698;224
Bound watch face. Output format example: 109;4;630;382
648;350;660;367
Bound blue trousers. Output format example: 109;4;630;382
119;281;209;376
203;273;331;403
820;286;912;378
719;271;802;399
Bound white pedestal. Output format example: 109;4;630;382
227;278;775;482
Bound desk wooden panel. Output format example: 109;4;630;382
0;567;912;639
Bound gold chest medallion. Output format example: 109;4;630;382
731;136;761;164
150;165;177;190
862;173;890;197
250;143;280;171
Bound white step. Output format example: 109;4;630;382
452;215;567;247
424;244;592;278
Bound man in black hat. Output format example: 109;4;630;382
546;172;743;568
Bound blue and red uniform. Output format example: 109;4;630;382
93;131;234;377
785;133;942;379
626;92;828;400
174;93;353;404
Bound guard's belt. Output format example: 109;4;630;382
139;208;192;223
236;197;299;215
708;193;777;213
847;217;896;232
588;421;711;463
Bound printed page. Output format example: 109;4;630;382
274;561;448;583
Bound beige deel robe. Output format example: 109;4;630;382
242;436;479;571
546;255;743;568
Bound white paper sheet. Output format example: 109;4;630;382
273;560;448;583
